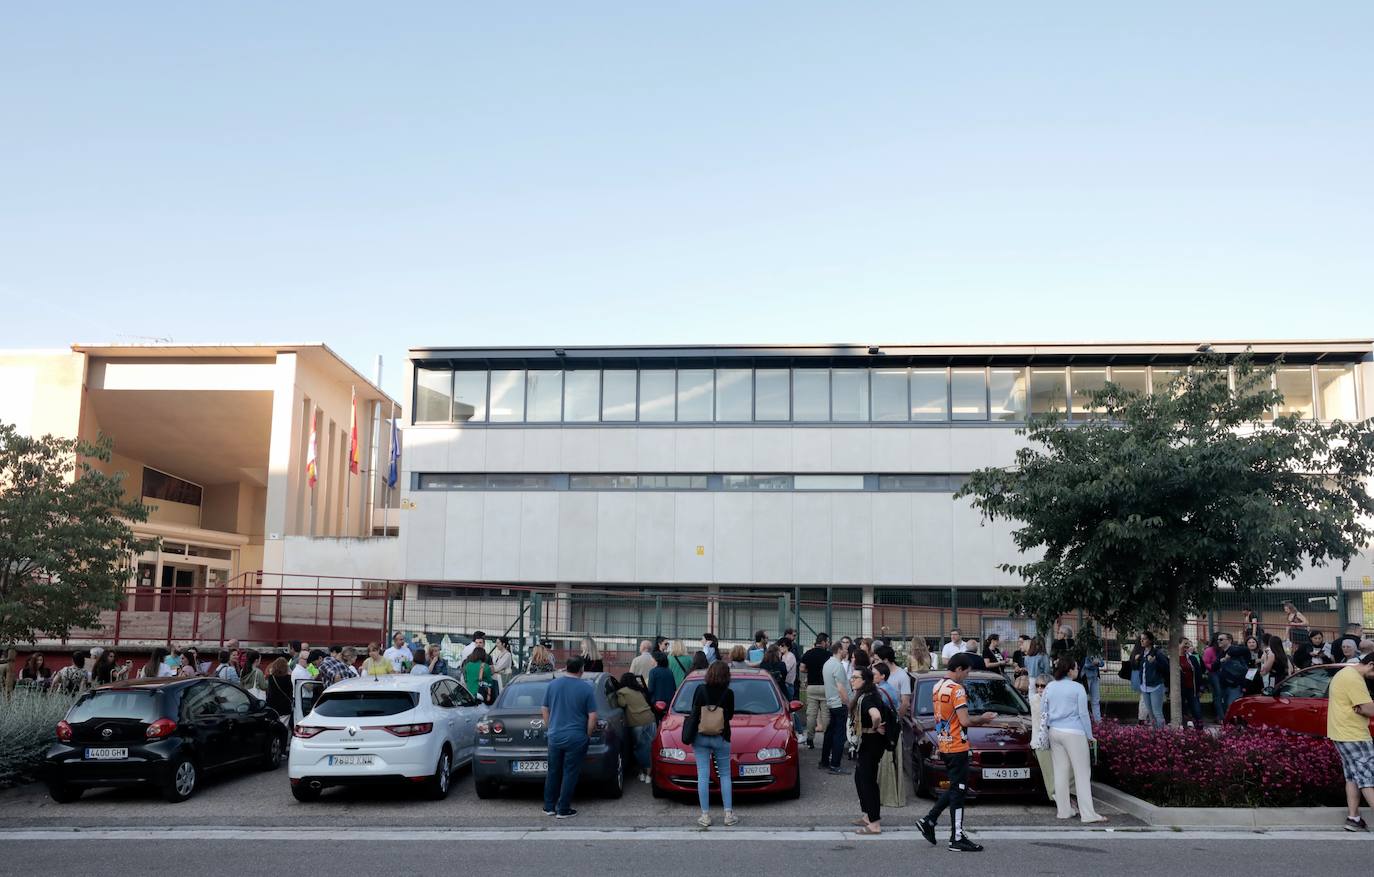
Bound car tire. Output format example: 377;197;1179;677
911;752;930;799
260;734;284;770
47;782;82;803
425;748;453;801
474;779;499;799
163;757;198;803
650;778;667;799
784;771;801;800
601;752;624;799
291;782;322;803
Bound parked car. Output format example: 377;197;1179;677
44;677;288;803
288;675;488;801
1226;664;1374;736
905;670;1043;800
472;672;627;799
650;668;802;800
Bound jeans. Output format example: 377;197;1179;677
1083;674;1101;722
821;705;848;768
693;733;733;812
1218;684;1243;720
1141;687;1165;726
854;735;884;822
924;750;970;841
804;685;829;741
543;737;588;815
631;723;655;773
1181;688;1203;724
1207;671;1225;722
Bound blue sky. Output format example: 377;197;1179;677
2;3;1370;402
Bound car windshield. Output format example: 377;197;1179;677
673;679;782;715
67;690;160;722
915;678;1029;716
497;677;594;711
312;691;418;717
1276;667;1338;699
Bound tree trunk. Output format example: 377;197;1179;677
1167;606;1184;728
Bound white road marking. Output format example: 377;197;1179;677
0;828;1364;842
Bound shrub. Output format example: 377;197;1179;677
0;690;76;786
1093;720;1344;807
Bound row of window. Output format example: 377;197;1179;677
414;363;1361;425
414;472;970;492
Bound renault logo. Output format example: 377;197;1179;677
347;726;358;737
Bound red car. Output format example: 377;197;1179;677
1226;664;1374;736
650;668;802;800
905;670;1045;800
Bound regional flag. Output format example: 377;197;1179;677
306;407;319;488
386;417;400;489
348;386;360;475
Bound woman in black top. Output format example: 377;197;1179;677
684;661;736;828
758;645;787;690
850;667;887;834
265;657;294;724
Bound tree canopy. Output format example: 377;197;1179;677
958;353;1374;724
0;423;149;644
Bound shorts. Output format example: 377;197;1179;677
1335;740;1374;789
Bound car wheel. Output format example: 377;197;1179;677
911;752;930;799
163;757;198;802
602;752;624;799
650;778;666;799
291;782;322;802
426;748;453;801
260;735;284;770
47;782;82;803
784;771;801;800
474;779;499;799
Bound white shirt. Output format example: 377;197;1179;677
460;642;480;661
383;645;411;672
410;664;431;675
940;641;965;664
890;663;912;703
291;663;313;681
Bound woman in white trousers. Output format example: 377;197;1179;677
1042;658;1106;823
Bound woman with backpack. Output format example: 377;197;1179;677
872;661;906;809
849;667;890;834
683;660;736;828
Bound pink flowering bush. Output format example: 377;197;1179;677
1093;721;1344;807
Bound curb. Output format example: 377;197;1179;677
1090;783;1350;829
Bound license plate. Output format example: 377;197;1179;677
739;764;771;777
983;767;1030;780
327;755;375;766
512;760;548;773
84;748;128;760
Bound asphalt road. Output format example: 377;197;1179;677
0;751;1131;830
0;830;1366;877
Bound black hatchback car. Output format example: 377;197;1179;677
45;677;289;802
472;672;627;799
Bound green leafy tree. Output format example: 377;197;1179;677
0;423;149;644
959;353;1374;726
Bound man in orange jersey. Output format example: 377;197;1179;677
915;652;998;852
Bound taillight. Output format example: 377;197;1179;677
146;718;177;739
374;723;432;737
491;721;504;734
292;725;324;738
56;721;73;742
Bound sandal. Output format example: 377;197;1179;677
851;818;870;826
854;825;882;835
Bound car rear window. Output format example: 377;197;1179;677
67;690;161;722
498;677;597;710
673;679;781;715
312;691;418;717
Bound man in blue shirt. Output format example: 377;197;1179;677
541;657;598;818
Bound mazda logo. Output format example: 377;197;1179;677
530;719;544;729
101;728;113;739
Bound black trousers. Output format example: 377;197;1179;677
924;750;970;840
854;735;885;822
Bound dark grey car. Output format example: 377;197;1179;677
472;672;627;799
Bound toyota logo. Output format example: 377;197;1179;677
101;728;113;739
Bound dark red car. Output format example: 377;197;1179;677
905;670;1045;800
1226;664;1374;737
650;668;802;800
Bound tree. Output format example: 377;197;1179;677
958;353;1374;727
0;423;149;644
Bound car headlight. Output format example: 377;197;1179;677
755;747;787;761
658;747;688;762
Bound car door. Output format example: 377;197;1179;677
212;683;258;764
430;679;462;756
179;682;232;770
600;677;625;755
293;678;324;725
451;680;486;764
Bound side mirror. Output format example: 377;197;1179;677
654;701;667;712
789;700;804;713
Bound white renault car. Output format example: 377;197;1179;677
288;675;487;801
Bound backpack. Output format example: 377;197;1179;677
1220;655;1248;688
875;690;901;752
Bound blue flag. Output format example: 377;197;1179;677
386;418;400;488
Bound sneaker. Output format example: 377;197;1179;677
806;738;815;750
724;811;739;827
828;766;851;776
542;808;556;816
916;818;937;846
948;836;984;853
1344;816;1368;832
556;809;578;820
698;813;712;828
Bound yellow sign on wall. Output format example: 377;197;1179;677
1363;591;1374;624
695;545;705;556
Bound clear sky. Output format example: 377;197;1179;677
2;2;1370;402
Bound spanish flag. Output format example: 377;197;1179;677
348;386;360;475
306;406;319;488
